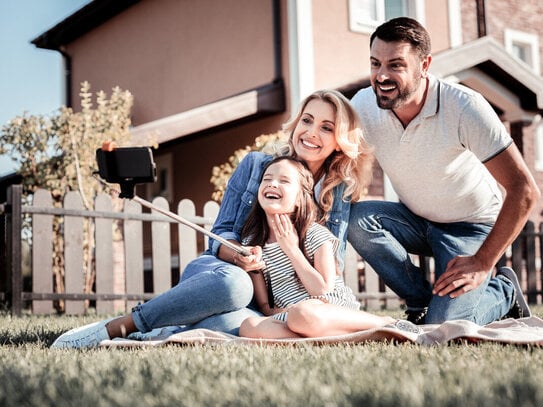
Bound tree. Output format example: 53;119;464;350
0;82;134;310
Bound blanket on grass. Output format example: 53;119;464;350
100;316;543;347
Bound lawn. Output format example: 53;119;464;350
0;308;542;407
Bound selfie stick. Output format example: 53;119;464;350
95;145;252;257
130;195;252;257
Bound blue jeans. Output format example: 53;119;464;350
348;201;514;324
131;255;261;335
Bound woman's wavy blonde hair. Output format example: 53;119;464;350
277;89;374;220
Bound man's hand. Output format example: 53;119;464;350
432;255;490;298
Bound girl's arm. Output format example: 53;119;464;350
249;271;278;316
272;214;336;296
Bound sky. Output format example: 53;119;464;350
0;0;92;177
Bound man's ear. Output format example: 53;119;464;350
421;54;432;78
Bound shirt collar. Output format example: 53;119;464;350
420;74;440;119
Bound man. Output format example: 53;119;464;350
349;17;540;325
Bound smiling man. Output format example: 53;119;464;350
348;17;540;325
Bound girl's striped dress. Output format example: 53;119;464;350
260;223;360;322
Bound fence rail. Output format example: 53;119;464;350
1;184;542;316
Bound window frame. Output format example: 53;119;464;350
348;0;424;35
504;28;541;75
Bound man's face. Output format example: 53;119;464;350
369;38;428;110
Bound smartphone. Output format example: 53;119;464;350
96;146;157;185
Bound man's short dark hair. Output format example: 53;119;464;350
370;17;431;58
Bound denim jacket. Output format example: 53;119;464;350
207;152;351;271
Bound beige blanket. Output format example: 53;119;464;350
100;316;543;347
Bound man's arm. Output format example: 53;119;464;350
478;143;541;268
433;143;540;297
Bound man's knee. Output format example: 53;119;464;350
425;295;477;324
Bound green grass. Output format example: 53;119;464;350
1;308;543;407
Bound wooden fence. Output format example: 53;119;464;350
1;184;542;316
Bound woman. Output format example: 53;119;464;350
51;89;374;349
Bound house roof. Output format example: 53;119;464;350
31;0;139;50
431;36;543;118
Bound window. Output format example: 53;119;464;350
146;153;173;202
349;0;424;34
504;29;540;75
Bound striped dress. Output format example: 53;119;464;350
260;223;360;322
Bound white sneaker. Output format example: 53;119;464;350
51;318;113;349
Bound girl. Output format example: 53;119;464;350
52;90;375;348
238;156;420;338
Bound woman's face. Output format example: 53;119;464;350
291;99;339;176
258;160;301;216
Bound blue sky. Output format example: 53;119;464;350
0;0;91;176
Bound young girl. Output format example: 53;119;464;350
238;156;420;339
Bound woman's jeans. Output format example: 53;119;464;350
131;255;261;335
348;201;514;325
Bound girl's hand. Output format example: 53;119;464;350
271;213;299;250
233;245;265;272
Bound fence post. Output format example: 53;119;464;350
0;199;7;303
151;197;172;293
6;185;23;316
95;193;114;314
523;221;537;303
178;199;197;279
32;189;54;314
64;191;85;315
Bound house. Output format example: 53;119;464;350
31;0;543;225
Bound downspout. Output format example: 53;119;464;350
287;0;315;110
272;0;282;83
447;0;463;47
476;0;486;37
59;47;72;108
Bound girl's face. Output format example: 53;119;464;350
291;99;339;176
258;160;301;216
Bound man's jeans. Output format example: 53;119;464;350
348;201;514;324
131;255;261;335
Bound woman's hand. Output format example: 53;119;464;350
233;245;265;273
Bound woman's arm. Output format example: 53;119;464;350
208;152;271;256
